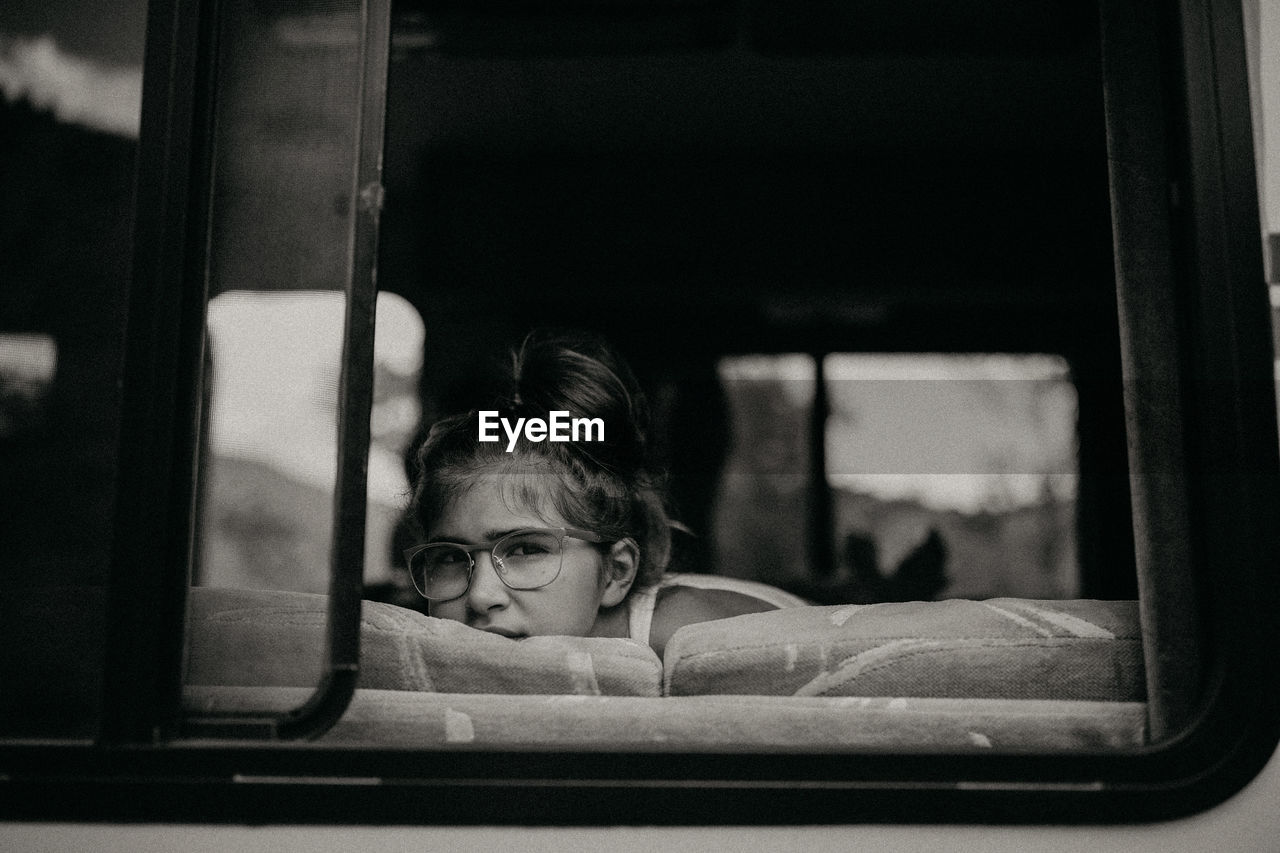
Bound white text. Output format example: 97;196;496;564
478;410;605;452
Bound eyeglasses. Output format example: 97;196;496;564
404;527;606;601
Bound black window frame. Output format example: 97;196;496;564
2;0;1278;826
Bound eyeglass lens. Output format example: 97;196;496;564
409;530;566;600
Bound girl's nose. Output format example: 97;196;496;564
466;550;510;612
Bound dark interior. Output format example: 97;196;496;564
376;0;1135;597
0;0;1137;606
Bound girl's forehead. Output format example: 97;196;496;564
431;473;568;534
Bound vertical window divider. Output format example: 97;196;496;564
101;0;222;747
273;0;392;741
1099;0;1202;743
808;352;835;579
175;0;394;741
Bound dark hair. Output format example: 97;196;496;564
408;329;672;590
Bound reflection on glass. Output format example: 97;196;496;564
1242;0;1277;282
199;291;422;593
0;333;57;440
209;0;364;295
194;0;401;596
713;352;1079;601
713;355;815;589
824;353;1078;600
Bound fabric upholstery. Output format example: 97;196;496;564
662;598;1145;701
186;686;1148;750
186;587;663;696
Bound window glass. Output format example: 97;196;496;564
714;353;1079;601
713;355;815;589
184;0;388;696
199;291;423;593
0;26;140;739
1243;1;1280;415
825;353;1078;600
192;0;379;597
1243;0;1277;282
0;333;57;441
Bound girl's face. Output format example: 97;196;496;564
424;479;620;638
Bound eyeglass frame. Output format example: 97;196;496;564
403;526;608;601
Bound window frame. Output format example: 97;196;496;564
2;0;1278;826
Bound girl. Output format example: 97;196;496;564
404;329;804;657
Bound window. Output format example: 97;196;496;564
0;334;57;441
715;352;1080;601
2;0;1278;830
0;27;137;740
199;291;423;596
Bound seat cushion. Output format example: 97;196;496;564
186;587;662;696
663;598;1145;701
186;686;1148;751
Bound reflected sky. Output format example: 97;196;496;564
719;353;1077;514
207;291;423;511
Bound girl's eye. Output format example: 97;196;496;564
501;531;561;559
508;543;550;557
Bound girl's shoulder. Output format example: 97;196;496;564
643;573;808;658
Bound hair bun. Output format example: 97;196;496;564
506;329;649;463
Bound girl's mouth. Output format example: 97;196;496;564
476;624;526;640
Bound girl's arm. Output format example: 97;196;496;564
648;586;781;659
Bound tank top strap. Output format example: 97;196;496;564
626;583;661;646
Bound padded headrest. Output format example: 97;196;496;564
663;598;1145;701
186;587;663;696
